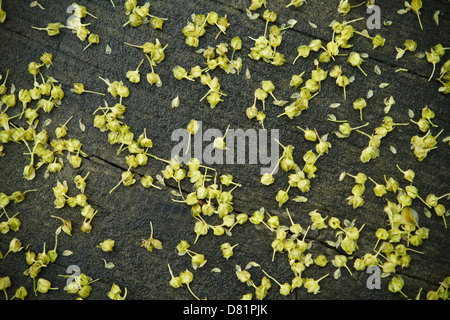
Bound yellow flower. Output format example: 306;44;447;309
388;276;408;298
98;239;115;252
304;274;329;294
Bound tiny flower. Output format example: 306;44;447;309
332;255;353;278
98;239;115;252
191;253;207;269
314;255;328;267
31;22;64;36
236;269;252;283
297;126;316;141
328;217;341;229
220;243;238;260
12;286;28;300
260;173;275;186
348;52;367;76
396;164;415;182
275;187;290;207
4;237;23;258
388;275;407;298
141;221;162;252
126;59;144;83
309;210;328;230
353;98;367;121
303;274;329;294
249;210;265;225
36;278;57;294
0;276;11;294
372;34;385;49
51;215;72;236
180;269;194;285
368;177;387;197
107;283;128;300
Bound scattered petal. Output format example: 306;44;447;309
308;20;317;28
288;19;298;27
292;195;308;202
433;10;440;26
374;65;381;75
246;8;259;20
103;259;115;269
245;68;251;79
79;119;85;132
63;250;74;256
172;95;180;108
43;118;52;127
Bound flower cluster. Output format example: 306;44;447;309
167;158;243;244
248;9;296;66
141;221;162;252
279;61;327;120
124;38;168;87
358;116;409;163
261;132;330;207
0;276;27;300
426;277;450;300
1;0;449;302
1;54;91;182
63;272;96;299
168;265;204;300
182;12;229;47
0;189;35;234
342;172;367;209
396;39;417;60
329;19;385;59
235;262;273;300
398;0;423;30
410;106;437;132
176;240;207;269
23;236;60;295
174;38;242;109
328;216;364;255
246;80;287;128
52;178;98;233
32;3;100;50
123;0;166;29
293;39;326;64
238;208;338;298
329;65;351;99
425;44;448;81
410;128;443;162
91;81;162;194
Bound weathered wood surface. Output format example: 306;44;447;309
0;0;449;301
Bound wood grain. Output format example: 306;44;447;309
0;0;449;300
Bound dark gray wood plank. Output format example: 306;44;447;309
0;0;449;301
